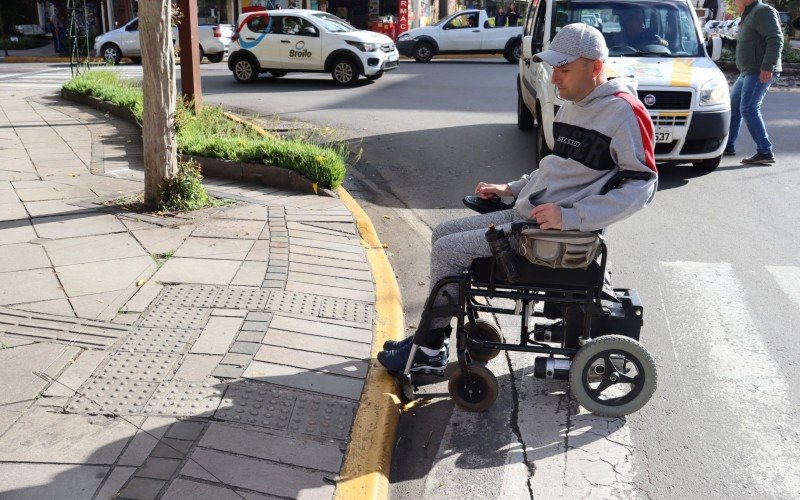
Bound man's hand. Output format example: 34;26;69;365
760;70;773;84
530;203;563;230
475;182;512;199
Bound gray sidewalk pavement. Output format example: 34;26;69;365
0;87;375;499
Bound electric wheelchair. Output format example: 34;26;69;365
397;171;657;418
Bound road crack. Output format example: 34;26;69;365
504;349;535;500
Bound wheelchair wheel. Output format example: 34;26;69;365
448;365;499;412
569;335;657;418
464;318;503;363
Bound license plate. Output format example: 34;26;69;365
388;54;398;62
654;128;672;143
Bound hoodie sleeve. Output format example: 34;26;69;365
507;170;539;198
560;103;657;231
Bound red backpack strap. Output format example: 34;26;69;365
614;91;658;173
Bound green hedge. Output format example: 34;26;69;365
63;70;346;189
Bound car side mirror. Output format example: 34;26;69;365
708;35;722;61
522;35;533;60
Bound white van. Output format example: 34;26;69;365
227;9;399;86
518;0;729;171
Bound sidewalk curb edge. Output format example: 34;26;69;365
334;186;403;500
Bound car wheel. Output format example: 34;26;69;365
331;58;358;86
692;155;722;172
101;44;122;65
232;57;259;83
207;53;224;63
269;71;287;78
517;91;534;130
535;104;552;163
413;41;434;63
506;40;521;64
198;45;205;63
366;72;383;81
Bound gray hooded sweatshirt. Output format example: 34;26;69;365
508;77;658;232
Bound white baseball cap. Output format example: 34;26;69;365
533;23;609;67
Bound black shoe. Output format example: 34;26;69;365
723;149;736;156
383;334;449;352
741;152;775;165
377;341;448;375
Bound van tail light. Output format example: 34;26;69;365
213;26;222;38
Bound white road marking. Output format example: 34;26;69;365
660;261;800;495
766;265;800;311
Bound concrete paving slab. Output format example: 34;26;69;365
0;410;23;437
120;281;163;313
268;314;372;344
245;239;270;261
165;420;206;441
161;478;273;500
0;408;139;464
15;184;94;202
236;330;266;343
137;457;182;480
286;281;374;303
95;466;137;500
129;225;194;255
231;261;268;286
117;477;166;500
145;381;225;417
174;354;223;381
192;219;265;240
173;237;254;260
0;242;51;272
263;328;371;359
180;448;335;499
0;219;38;245
199;422;343;473
212;364;244;379
151;437;194;459
212;287;271;310
221;352;252;366
289;252;370;271
11;298;76;317
151;258;241;285
0;342;80;406
229;341;260;355
0;463;109;500
44;232;148;267
289;261;372;281
70;288;138;321
254;345;367;379
56;256;156;297
0;268;65;306
0;201;28;222
118;417;175;467
211;204;270;221
32;213;126;239
243;360;364;400
190;316;242;355
43;349;106;398
288;271;373;292
23;198;97;217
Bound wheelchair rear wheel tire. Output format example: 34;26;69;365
569;335;657;418
448;365;498;412
464;318;503;362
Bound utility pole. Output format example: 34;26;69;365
177;0;202;110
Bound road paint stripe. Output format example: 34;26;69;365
660;261;800;494
766;266;800;311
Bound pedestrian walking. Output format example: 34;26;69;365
506;3;520;26
494;8;507;27
703;0;719;21
724;0;783;165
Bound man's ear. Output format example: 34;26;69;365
592;59;604;78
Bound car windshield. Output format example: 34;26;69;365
553;1;704;57
311;13;357;32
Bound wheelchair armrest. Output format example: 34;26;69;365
462;195;513;214
599;170;653;195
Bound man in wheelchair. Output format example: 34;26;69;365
378;24;658;386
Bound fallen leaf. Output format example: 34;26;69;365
136;279;146;287
382;215;391;220
68;173;77;177
381;243;388;249
407;324;416;329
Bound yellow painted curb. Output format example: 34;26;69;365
335;185;404;500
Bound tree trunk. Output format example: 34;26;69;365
139;0;177;208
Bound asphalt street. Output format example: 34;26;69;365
5;59;799;498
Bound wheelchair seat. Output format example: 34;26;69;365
469;255;605;289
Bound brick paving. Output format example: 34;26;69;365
0;86;374;499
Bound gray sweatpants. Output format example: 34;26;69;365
428;209;522;329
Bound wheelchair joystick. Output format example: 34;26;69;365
485;224;520;283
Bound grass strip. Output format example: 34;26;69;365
63;70;347;188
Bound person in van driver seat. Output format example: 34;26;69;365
377;23;658;374
619;10;668;49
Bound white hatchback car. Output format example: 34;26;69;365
228;9;399;86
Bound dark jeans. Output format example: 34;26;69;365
726;73;779;155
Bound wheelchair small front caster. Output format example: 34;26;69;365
398;374;417;402
464;318;503;363
448;364;498;412
569;334;657;417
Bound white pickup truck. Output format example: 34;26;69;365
396;9;523;63
94;17;233;64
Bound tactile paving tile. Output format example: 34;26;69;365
215;383;296;429
143;381;226;416
289;394;357;440
98;351;181;381
139;305;210;329
119;328;197;353
156;285;220;309
211;287;271;310
266;291;321;316
68;379;159;415
318;297;373;324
